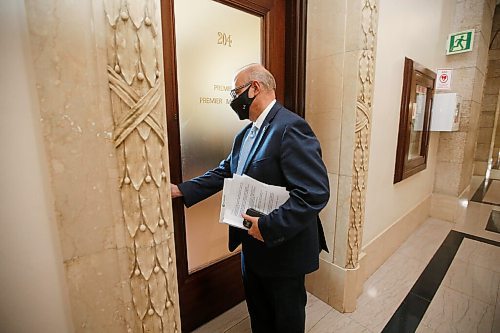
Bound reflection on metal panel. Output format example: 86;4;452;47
174;0;262;272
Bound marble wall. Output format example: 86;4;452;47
365;0;454;245
22;0;181;331
474;5;500;175
432;0;495;222
434;0;495;198
24;0;130;329
0;1;73;331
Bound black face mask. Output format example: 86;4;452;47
230;86;255;120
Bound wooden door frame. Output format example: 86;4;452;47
285;0;307;118
160;0;307;331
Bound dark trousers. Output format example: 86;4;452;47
242;260;307;333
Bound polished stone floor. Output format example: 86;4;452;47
193;176;500;333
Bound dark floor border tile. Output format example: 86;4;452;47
486;210;500;234
470;179;500;206
381;292;428;333
409;232;463;302
470;179;491;203
463;232;500;247
382;230;499;333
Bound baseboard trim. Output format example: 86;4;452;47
305;259;359;313
359;195;431;287
306;195;431;313
430;185;469;222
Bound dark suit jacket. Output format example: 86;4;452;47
178;102;330;277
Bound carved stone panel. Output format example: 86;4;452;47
347;0;378;269
104;0;180;331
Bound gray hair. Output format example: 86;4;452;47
236;64;276;91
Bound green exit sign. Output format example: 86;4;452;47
446;29;474;55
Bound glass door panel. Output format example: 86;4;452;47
174;0;262;272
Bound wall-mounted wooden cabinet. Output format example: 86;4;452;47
394;57;436;183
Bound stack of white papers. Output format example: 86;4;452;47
220;174;289;229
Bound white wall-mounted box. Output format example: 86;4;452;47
430;92;460;131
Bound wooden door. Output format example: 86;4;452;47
161;0;306;331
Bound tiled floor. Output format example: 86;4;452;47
193;176;500;333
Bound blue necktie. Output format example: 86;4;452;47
237;125;258;175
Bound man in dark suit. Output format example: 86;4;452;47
171;64;330;332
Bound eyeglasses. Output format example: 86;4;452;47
230;82;252;99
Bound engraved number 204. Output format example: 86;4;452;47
217;32;232;47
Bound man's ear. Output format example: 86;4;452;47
249;81;261;98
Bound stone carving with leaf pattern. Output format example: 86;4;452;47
347;0;378;269
104;0;180;331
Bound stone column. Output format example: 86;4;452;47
474;5;500;176
24;0;181;331
432;0;495;221
305;0;379;312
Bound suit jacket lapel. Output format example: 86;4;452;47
242;123;268;173
241;102;282;174
231;123;251;174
